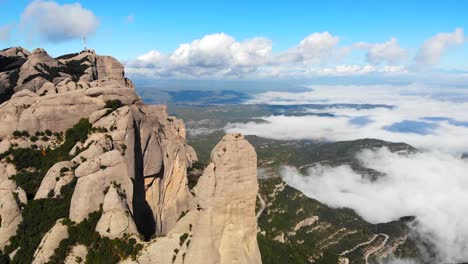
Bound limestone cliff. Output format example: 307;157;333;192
0;47;261;263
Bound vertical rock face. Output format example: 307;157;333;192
185;133;261;264
0;162;26;251
0;47;262;264
133;133;262;264
133;104;197;236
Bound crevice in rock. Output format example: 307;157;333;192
132;120;156;240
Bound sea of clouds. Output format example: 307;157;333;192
225;84;468;262
226;84;468;154
282;148;468;262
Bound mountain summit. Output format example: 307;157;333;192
0;47;261;264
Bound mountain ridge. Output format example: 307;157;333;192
0;47;261;264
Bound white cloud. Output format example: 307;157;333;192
169;33;271;68
357;38;408;65
127;33;273;78
225;84;468;153
0;23;14;42
415;28;465;67
281;148;468;262
20;0;99;43
278;32;340;64
126;32;409;79
127;29;465;79
316;64;407;76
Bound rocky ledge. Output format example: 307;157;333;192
0;47;261;264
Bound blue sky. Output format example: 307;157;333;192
1;0;467;79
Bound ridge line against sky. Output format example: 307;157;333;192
0;0;467;80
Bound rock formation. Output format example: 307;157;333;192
0;162;26;251
184;133;261;264
0;47;262;263
32;219;69;264
129;133;261;264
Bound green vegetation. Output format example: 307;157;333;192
0;119;93;263
255;177;419;264
0;119;92;199
120;144;127;156
104;99;123;111
12;130;29;138
61;57;92;82
90;127;108;133
0;251;9;264
179;233;189;246
187;161;206;190
184;125;420;263
4;179;76;264
48;210;143;264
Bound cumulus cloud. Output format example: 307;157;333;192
356;38;408;65
127;33;273;78
225;84;468;153
0;23;14;42
281;148;468;262
127;28;465;79
20;0;99;43
126;32;410;79
278;32;340;64
415;28;465;67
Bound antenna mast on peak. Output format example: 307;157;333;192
83;35;87;51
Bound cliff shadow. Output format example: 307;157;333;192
132;121;156;240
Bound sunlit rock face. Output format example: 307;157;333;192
131;133;261;264
0;47;262;264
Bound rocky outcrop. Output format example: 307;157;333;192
133;133;261;264
35;161;74;199
0;47;30;102
64;244;88;264
0;162;26;251
184;133;261;264
0;47;139;138
132;104;197;236
70;149;133;223
16;48;59;93
95;186;138;238
0;47;262;264
32;219;69;264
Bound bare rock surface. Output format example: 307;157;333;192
95;186;138;238
70;150;132;223
35;161;74;199
0;47;262;264
0;47;139;138
134;133;261;264
0;162;26;251
32;219;69;264
185;133;261;264
64;244;88;264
